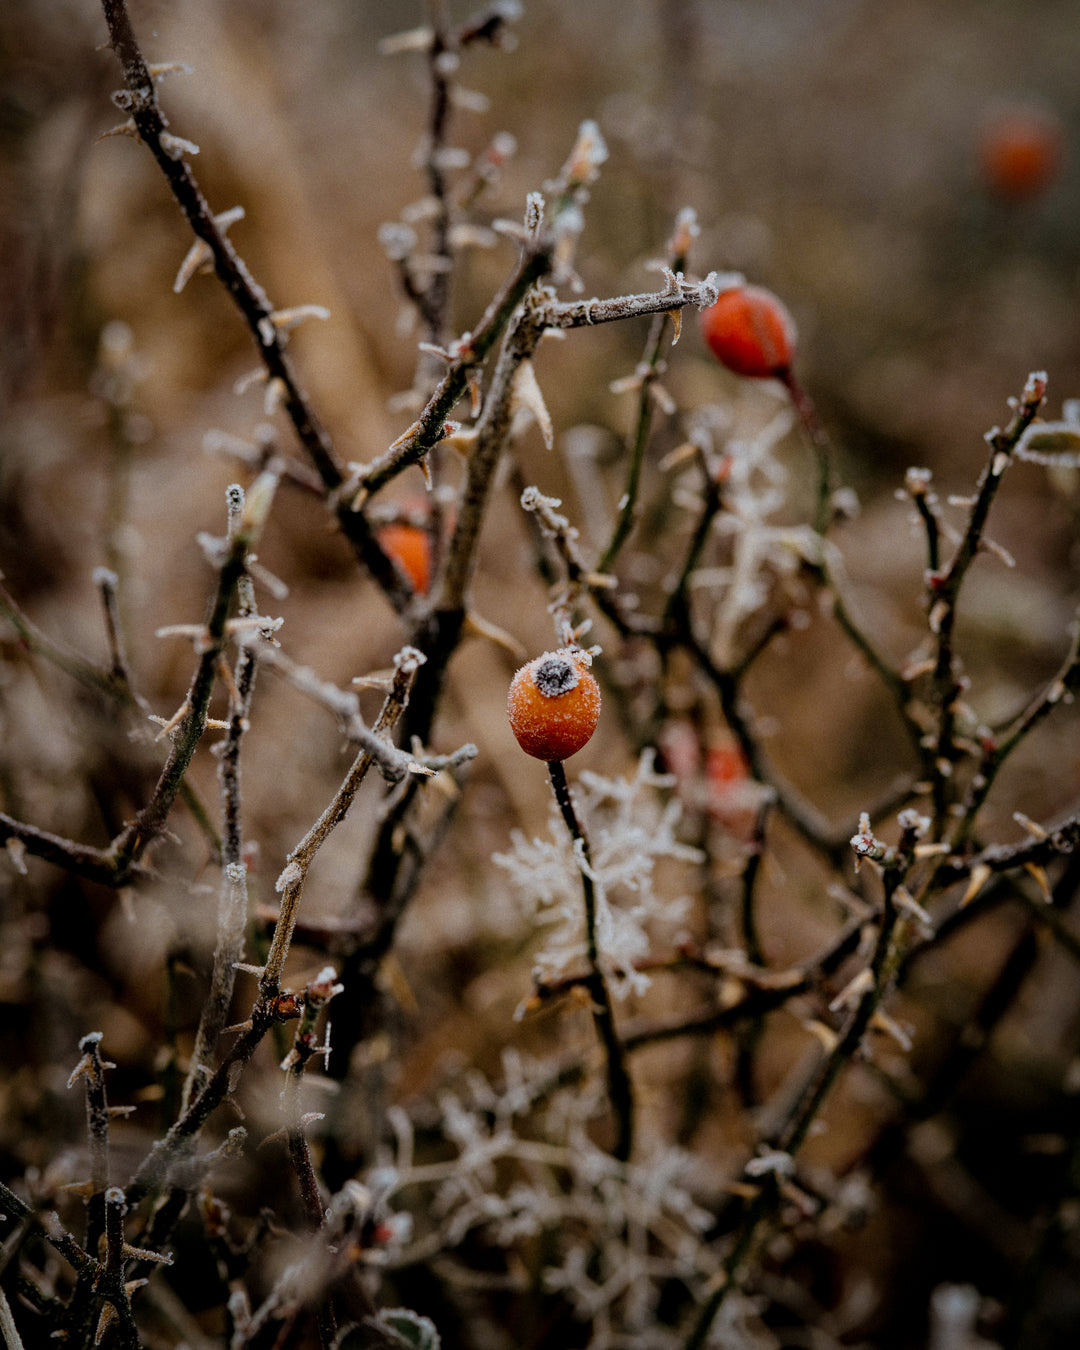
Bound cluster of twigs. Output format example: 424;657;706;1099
2;3;1080;1349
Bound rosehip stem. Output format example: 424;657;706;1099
547;758;635;1163
780;369;832;536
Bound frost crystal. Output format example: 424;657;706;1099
681;401;820;669
372;1050;724;1349
493;752;702;997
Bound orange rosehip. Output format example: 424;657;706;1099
377;522;432;594
700;284;796;379
507;650;601;762
979;107;1063;203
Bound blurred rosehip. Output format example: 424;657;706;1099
700;284;796;379
705;740;756;834
706;742;748;796
507;650;601;761
377;521;432;594
979;107;1064;203
658;720;701;784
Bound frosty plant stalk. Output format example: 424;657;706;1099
546;758;635;1164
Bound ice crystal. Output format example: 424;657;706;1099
682;400;820;668
374;1050;727;1349
492;753;702;998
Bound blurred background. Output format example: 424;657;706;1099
2;1;1080;1345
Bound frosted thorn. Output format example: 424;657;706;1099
1025;861;1053;901
510;360;553;449
95;118;139;143
388;419;422;452
1013;812;1049;840
462;611;528;660
232;370;268;400
158;131;200;161
147;61;194;81
870;1009;913;1051
829;966;874;1012
5;837;28;875
174;207;245;294
263;376;288;416
745;1149;795;1178
417;342;454;363
174;238;212;294
148;700;191;742
378;25;435;55
492;216;529;244
959;862;992;908
214;205;246;233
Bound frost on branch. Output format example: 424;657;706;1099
493;752;702;997
372;1050;723;1350
675;399;819;668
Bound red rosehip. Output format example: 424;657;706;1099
700;284;796;379
507;650;601;762
979;107;1063;203
377;522;432;594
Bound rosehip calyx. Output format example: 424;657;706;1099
507;649;601;762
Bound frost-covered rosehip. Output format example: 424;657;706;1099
700;284;796;379
507;650;600;761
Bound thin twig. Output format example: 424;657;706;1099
547;759;635;1163
259;647;427;1002
183;484;262;1110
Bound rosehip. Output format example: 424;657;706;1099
507;650;601;762
700;284;796;379
979;107;1063;203
377;522;432;594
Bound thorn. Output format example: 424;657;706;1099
1024;861;1053;900
174;238;213;294
147;61;194;81
95;1305;117;1345
828;966;874;1012
387;419;421;452
799;1017;840;1053
148;700;191;742
174;207;245;294
58;1179;96;1199
510;360;553;449
121;1242;173;1264
463;611;527;660
1014;812;1049;840
960;862;992;908
95;119;139;144
870;1009;913;1051
158;132;200;161
267;304;331;335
